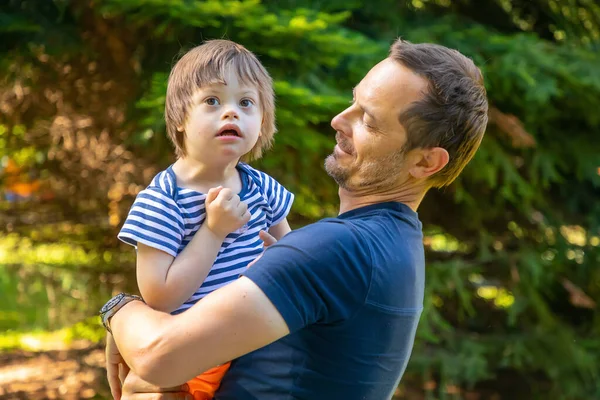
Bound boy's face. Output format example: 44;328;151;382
179;66;262;165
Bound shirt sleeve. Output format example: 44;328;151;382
258;171;294;227
117;187;185;257
243;220;371;333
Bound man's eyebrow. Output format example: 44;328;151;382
352;87;378;122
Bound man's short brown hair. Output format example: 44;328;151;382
165;40;275;161
390;39;489;187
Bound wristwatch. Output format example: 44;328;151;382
99;293;144;333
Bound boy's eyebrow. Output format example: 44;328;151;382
197;83;225;92
241;90;258;96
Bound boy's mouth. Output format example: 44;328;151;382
217;124;242;138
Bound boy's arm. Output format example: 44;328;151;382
268;218;291;240
136;224;225;313
137;187;250;313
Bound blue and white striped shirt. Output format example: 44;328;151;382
118;162;294;314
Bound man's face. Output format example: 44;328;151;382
325;58;428;191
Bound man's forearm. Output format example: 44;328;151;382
109;277;290;388
110;296;235;387
109;301;182;385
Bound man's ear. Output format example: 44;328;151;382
408;147;449;179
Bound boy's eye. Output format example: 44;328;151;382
205;97;220;106
240;99;254;107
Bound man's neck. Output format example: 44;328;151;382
338;182;427;215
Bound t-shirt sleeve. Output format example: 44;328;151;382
258;171;294;227
243;221;371;333
117;187;185;257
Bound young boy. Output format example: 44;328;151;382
117;40;293;399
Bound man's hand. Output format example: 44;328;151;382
106;333;129;400
121;371;192;400
205;187;251;238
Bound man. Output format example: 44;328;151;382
102;39;488;400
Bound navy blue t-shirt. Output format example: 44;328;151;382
215;202;425;400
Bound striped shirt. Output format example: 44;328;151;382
118;162;294;314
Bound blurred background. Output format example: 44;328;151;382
1;0;599;399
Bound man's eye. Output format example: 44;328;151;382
205;97;220;106
364;120;376;130
240;99;254;107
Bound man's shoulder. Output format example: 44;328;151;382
289;218;361;242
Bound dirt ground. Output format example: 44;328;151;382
0;344;110;400
0;345;505;400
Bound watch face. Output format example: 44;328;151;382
101;293;124;314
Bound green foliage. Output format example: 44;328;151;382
1;0;599;398
0;317;105;351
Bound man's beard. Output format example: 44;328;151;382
324;149;405;192
324;153;352;189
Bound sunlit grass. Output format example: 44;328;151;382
0;317;105;352
0;232;134;270
0;231;134;335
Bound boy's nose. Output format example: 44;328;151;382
222;108;239;120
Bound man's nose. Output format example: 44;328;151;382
331;107;351;137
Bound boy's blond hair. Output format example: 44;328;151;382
165;40;275;161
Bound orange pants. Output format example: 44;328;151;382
187;362;231;400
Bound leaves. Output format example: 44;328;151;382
1;0;599;398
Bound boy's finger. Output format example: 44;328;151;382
216;188;235;202
205;186;223;204
229;194;241;208
237;201;248;215
242;210;251;224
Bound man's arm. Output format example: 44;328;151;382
110;276;290;388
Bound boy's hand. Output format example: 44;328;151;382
205;186;251;238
